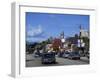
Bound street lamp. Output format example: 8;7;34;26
61;38;65;43
61;38;65;48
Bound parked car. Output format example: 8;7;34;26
34;51;42;57
34;53;39;57
86;53;89;59
62;51;70;58
68;52;80;60
58;52;64;57
41;52;56;64
85;51;89;59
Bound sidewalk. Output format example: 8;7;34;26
80;57;89;63
26;54;35;61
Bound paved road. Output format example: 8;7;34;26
26;54;89;67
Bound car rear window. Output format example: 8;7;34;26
44;54;54;58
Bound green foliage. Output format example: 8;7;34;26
82;37;89;50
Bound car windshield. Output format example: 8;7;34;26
71;52;79;55
65;52;69;54
72;52;79;55
44;54;54;58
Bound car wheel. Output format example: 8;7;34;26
53;61;56;64
78;57;80;59
42;62;44;64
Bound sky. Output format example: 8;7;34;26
26;12;89;43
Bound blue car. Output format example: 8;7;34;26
68;52;80;60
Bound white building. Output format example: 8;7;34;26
80;29;89;38
46;44;52;50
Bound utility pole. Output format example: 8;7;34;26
79;25;82;48
60;31;64;39
79;25;85;55
60;31;65;48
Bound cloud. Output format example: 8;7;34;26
26;37;46;43
27;25;45;38
26;24;47;42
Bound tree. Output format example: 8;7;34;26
75;34;79;39
82;37;89;51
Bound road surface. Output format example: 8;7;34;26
26;54;89;67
